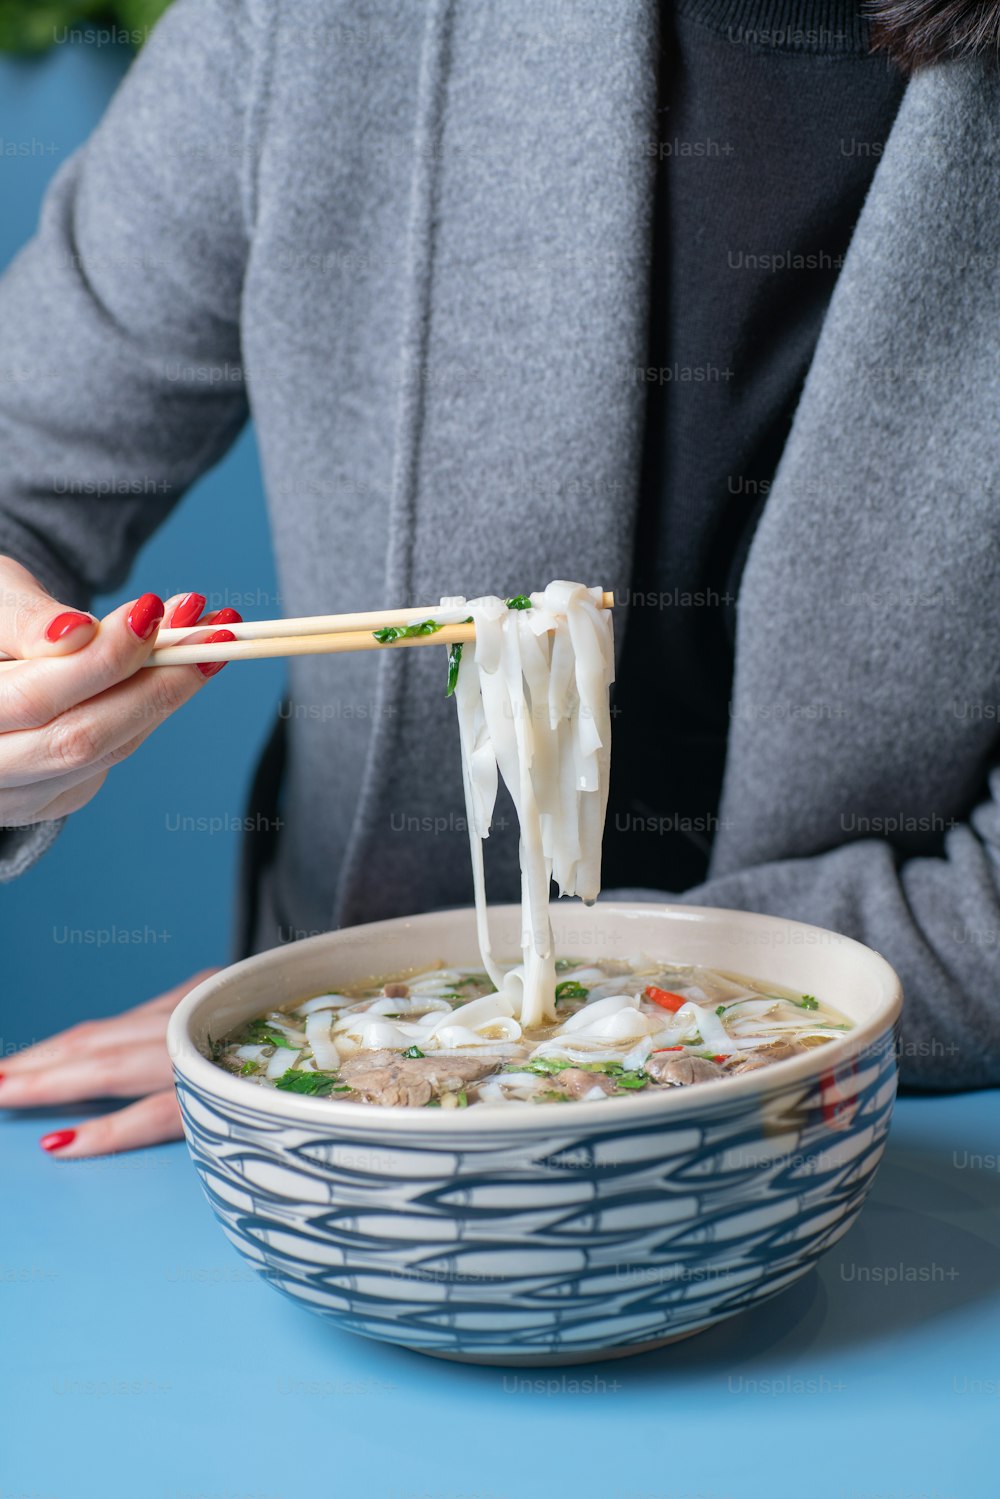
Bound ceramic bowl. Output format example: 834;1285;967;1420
167;903;902;1365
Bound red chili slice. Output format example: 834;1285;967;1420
644;986;689;1013
651;1045;685;1053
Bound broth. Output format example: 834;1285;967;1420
213;956;851;1107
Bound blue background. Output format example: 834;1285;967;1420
1;32;999;1499
0;37;283;1033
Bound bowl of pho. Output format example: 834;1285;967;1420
168;583;902;1363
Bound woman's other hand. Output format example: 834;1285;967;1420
0;968;220;1157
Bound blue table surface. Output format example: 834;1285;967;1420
2;1089;999;1499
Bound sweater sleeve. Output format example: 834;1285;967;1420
607;772;1000;1090
0;0;264;879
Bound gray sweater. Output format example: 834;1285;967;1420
1;0;998;1088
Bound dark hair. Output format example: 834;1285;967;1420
865;1;1000;71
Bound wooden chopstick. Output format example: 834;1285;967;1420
143;589;615;667
146;621;478;666
153;601;479;646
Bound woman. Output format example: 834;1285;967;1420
2;0;999;1155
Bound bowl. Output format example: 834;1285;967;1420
167;902;902;1365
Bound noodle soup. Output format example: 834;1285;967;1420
213;956;852;1107
213;584;857;1110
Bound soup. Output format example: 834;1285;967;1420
213;956;851;1107
212;582;853;1105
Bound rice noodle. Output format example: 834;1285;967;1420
305;1011;341;1071
265;1047;299;1078
450;581;615;1029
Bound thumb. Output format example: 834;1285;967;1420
0;554;98;659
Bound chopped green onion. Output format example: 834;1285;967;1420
239;1060;259;1076
514;1057;626;1077
372;618;442;644
445;641;463;696
613;1071;649;1090
242;1019;297;1049
555;980;589;1003
401;1045;425;1059
505;595;533;610
799;994;819;1010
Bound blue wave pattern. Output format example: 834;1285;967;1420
175;1029;897;1360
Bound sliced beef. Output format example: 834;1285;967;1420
645;1054;726;1087
338;1050;497;1107
548;1068;618;1100
724;1041;805;1074
382;982;409;999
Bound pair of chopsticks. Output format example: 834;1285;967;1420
143;588;616;667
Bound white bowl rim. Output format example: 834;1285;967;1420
167;902;903;1135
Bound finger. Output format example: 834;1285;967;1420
0;629;236;788
2;1009;173;1076
13;769;109;823
0;554;98;658
0;1041;173;1108
40;1089;183;1158
163;593;206;628
0;593;166;732
195;607;242;628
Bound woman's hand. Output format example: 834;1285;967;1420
0;555;239;828
0;969;221;1157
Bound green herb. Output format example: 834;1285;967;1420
613;1072;649;1090
424;1097;442;1107
533;1090;572;1103
505;595;533;610
716;1005;726;1016
273;1069;339;1096
445;641;463;696
554;958;583;973
555;980;589;1003
239;1061;259;1076
455;1090;468;1108
513;1058;627;1077
242;1018;297;1049
372;618;442;644
401;1045;425;1059
452;973;491;989
799;994;819;1010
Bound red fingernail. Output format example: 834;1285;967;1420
127;593;164;642
40;1129;76;1153
44;610;94;643
199;607;242;627
196;628;236;678
167;592;207;628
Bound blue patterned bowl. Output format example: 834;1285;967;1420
168;903;901;1365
